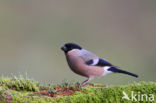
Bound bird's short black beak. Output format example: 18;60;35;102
61;45;67;52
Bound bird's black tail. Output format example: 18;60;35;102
108;67;138;78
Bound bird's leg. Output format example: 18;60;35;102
81;78;93;86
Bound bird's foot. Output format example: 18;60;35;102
81;78;93;86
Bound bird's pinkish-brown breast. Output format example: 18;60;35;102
66;50;104;78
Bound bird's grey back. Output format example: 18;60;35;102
78;49;98;62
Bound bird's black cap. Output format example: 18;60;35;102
61;43;82;53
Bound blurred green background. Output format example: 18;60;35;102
0;0;156;85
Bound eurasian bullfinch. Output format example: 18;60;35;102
61;43;138;86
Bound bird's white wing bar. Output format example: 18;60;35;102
86;58;113;67
85;59;99;66
91;59;99;65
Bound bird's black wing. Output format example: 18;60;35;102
85;58;113;67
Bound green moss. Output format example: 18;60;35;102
0;77;39;91
0;77;155;103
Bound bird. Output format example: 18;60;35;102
61;42;138;86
